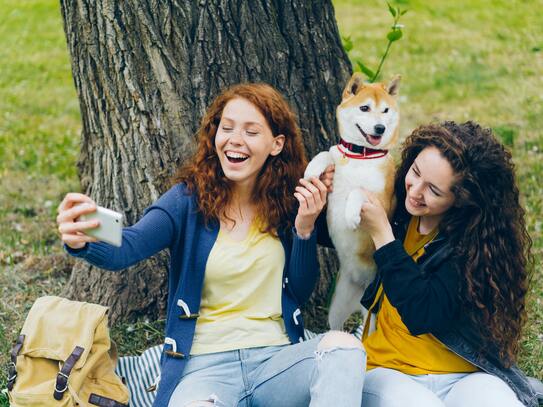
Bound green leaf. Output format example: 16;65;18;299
387;2;397;17
387;29;403;42
356;60;376;80
342;35;353;53
401;9;408;16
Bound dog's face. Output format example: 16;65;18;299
337;73;400;150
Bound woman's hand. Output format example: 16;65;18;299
57;193;100;249
294;177;328;238
320;164;335;192
360;189;395;249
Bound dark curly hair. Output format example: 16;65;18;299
172;83;307;235
393;121;532;366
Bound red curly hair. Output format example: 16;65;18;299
173;83;307;235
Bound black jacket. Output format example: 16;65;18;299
360;218;539;407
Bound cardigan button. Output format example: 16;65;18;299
165;350;186;359
179;313;200;320
293;308;301;325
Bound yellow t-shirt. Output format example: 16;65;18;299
364;216;477;374
190;220;291;355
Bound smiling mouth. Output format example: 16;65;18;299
356;124;382;146
225;151;249;163
408;197;426;207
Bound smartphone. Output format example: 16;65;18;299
79;205;124;247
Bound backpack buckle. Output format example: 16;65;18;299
53;346;84;400
54;371;69;396
6;335;24;392
7;362;17;390
7;362;16;379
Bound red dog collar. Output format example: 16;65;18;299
338;139;388;159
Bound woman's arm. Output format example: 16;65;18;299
287;176;328;303
65;207;176;270
315;210;335;248
286;228;319;304
60;185;184;271
374;240;461;335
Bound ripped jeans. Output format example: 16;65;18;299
167;334;365;407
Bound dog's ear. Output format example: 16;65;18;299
387;75;401;97
342;72;365;99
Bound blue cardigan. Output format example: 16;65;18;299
67;183;320;406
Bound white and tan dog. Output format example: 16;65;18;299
305;72;400;330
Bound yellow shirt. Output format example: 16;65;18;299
364;217;477;374
190;220;290;355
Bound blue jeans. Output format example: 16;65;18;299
167;335;365;407
362;367;524;407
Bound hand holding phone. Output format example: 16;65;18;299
57;193;123;248
79;206;124;247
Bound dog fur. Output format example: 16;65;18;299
305;73;400;330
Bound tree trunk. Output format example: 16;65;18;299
60;0;350;328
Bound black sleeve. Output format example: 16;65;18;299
360;275;381;311
315;210;335;248
373;240;461;335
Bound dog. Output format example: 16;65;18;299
304;72;400;330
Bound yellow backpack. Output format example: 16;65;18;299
7;296;130;407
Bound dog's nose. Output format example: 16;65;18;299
374;124;386;135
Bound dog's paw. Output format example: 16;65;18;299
345;205;361;230
304;151;332;179
344;190;366;229
303;164;323;180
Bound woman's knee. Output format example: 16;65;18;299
317;330;364;351
364;368;443;407
444;372;523;407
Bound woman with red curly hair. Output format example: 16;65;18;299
354;121;540;406
57;83;365;406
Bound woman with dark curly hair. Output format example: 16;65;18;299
356;121;539;406
57;83;365;406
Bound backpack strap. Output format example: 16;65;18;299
53;346;85;400
88;393;128;407
7;334;25;391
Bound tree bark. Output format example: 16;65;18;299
60;0;350;327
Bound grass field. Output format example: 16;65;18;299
0;0;541;403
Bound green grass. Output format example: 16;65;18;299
0;1;81;404
0;1;80;179
0;0;541;403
